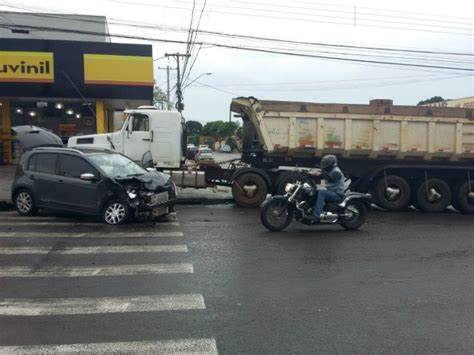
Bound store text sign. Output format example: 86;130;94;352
0;51;54;83
83;54;153;86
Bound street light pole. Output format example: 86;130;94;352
183;72;212;90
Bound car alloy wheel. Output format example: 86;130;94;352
16;191;33;214
104;202;128;225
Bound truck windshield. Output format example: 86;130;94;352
89;154;147;178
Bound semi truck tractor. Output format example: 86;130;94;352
68;98;474;213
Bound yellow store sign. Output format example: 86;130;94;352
0;51;54;83
84;54;153;86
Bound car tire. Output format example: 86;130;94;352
102;200;130;225
14;189;38;216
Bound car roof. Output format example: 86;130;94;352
31;147;117;156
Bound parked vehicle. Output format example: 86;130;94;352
220;144;232;153
11;147;176;225
186;146;199;160
195;148;215;162
67;98;474;213
260;170;371;231
199;144;210;149
12;125;63;154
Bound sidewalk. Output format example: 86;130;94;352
0;164;233;210
0;165;15;209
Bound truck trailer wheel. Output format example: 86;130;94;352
232;173;269;208
372;175;411;211
415;178;451;213
453;180;474;214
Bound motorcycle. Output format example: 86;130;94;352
260;170;372;232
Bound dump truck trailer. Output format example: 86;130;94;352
230;97;474;213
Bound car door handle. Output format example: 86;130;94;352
58;179;63;183
142;138;150;141
28;175;35;180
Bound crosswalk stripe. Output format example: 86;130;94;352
0;245;188;255
0;294;205;315
0;263;194;277
0;221;180;227
0;338;218;354
0;231;184;238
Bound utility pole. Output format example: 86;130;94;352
164;53;190;112
166;65;171;110
157;66;177;110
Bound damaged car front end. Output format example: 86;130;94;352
117;171;177;221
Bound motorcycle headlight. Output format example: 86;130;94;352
285;183;294;193
126;188;137;199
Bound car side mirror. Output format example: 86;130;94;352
80;173;96;181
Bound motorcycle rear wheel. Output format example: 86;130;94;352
341;201;368;230
260;198;293;232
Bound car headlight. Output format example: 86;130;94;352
126;188;137;199
285;183;294;193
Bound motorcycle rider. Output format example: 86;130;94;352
309;155;346;220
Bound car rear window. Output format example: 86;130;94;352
58;155;97;178
34;153;58;174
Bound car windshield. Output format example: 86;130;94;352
88;154;147;178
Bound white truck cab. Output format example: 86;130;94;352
68;107;185;168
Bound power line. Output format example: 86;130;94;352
1;22;472;73
113;0;473;36
1;4;471;58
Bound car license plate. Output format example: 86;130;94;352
153;206;169;217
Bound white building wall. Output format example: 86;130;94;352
0;12;110;42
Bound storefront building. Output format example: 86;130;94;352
0;15;153;163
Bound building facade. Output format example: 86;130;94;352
0;12;153;163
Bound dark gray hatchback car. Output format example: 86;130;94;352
11;147;177;225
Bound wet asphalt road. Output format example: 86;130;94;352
0;206;473;354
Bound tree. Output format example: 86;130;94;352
202;121;239;142
186;120;203;136
417;96;445;106
153;85;172;109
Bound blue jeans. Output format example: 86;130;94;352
313;190;342;218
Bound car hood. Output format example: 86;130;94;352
12;125;63;149
115;171;171;191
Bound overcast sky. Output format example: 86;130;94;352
1;0;473;123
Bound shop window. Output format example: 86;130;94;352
58;155;97;178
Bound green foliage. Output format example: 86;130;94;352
187;135;199;146
417;96;445;106
202;121;239;141
153;86;172;109
186;120;203;136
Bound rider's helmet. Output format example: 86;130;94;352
320;154;337;171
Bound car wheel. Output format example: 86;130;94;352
102;200;129;225
14;189;38;216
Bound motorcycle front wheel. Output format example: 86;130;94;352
260;197;293;232
341;201;368;230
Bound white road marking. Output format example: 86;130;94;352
0;231;184;238
0;263;194;277
0;245;188;254
0;294;205;315
0;338;218;354
0;221;180;227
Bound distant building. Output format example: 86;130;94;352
422;96;474;109
0;11;110;42
0;12;153;164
